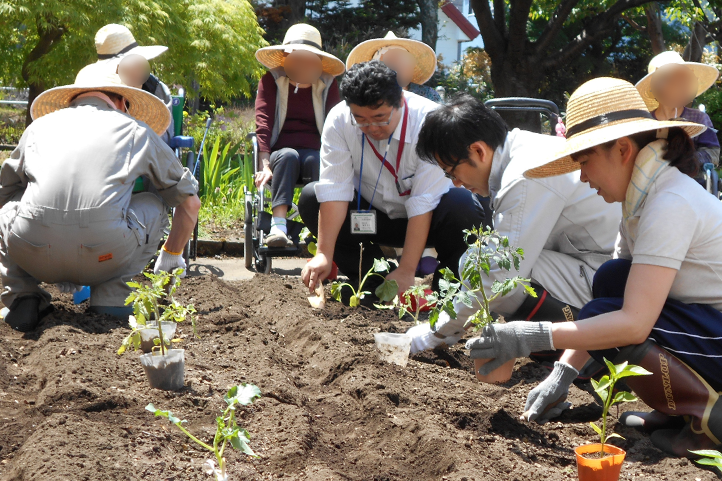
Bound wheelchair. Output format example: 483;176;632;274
243;133;310;274
484;97;562;134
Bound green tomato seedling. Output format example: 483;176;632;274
330;243;397;307
146;383;261;481
429;227;535;331
377;283;437;325
118;268;198;356
590;358;651;458
689;449;722;473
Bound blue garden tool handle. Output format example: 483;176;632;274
192;117;213;178
73;285;91;304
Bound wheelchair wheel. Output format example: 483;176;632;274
244;197;253;269
255;255;272;274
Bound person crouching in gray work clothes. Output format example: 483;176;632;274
0;64;199;332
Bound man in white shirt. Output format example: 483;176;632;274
300;61;485;300
406;95;622;390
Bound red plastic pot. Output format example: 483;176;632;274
401;288;433;313
473;357;515;383
575;444;626;481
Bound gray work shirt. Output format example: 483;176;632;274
0;97;197;213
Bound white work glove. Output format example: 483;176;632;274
407;311;464;354
466;321;554;374
154;248;187;278
56;282;83;293
522;361;577;424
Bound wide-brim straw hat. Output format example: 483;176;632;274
346;31;437;85
31;62;171;136
524;77;706;179
94;24;167;61
255;23;345;77
636;50;719;111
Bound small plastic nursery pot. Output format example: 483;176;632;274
374;332;411;367
574;444;626;481
140;348;185;391
139;322;177;353
473;357;516;383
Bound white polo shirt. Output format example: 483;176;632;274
314;90;452;219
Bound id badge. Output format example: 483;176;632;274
350;210;377;234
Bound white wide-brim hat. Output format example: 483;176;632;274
346;31;437;85
635;50;719;111
95;24;168;61
31;62;171;136
524;77;706;179
255;23;345;77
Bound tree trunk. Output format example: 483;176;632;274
489;58;544;132
644;2;665;55
683;22;707;63
21;15;65;127
416;0;438;49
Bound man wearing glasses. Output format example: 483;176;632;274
299;61;485;302
405;95;621;385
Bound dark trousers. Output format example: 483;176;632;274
269;148;320;209
298;183;486;290
582;259;722;391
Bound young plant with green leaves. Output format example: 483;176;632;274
329;244;398;307
689;449;722;473
118;268;198;355
378;284;437;325
590;359;652;458
146;383;261;481
429;227;535;331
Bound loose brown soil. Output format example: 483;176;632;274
1;274;719;480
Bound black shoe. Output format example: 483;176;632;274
4;296;41;332
620;410;686;433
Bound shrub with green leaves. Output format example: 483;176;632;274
146;384;261;481
590;359;651;457
118;268;197;356
429;227;535;331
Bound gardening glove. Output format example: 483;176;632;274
154;248;187;278
56;282;83;294
465;321;553;374
407;311;465;354
522;361;577;424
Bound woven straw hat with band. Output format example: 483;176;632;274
94;24;167;61
635;50;719;111
345;31;437;85
524;77;707;179
255;24;345;77
31;62;171;136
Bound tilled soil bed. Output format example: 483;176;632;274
0;274;718;481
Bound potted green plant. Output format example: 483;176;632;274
146;383;261;480
429;227;536;383
575;358;651;481
119;268;198;391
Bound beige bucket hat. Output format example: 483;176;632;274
524;77;706;179
346;31;437;85
31;62;171;136
255;24;345;77
93;24;167;61
636;51;719;111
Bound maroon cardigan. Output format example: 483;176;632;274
254;71;341;153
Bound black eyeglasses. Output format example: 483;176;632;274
443;163;461;181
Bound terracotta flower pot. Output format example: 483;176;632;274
473;357;515;383
575;444;626;481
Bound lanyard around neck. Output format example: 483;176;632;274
357;98;410;212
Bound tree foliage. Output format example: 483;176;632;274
0;0;267;118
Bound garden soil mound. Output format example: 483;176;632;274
0;274;718;481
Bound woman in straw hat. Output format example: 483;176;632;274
637;50;720;166
254;23;344;247
346;31;440;103
0;63;199;330
464;77;722;457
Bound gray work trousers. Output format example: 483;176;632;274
0;192;168;310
